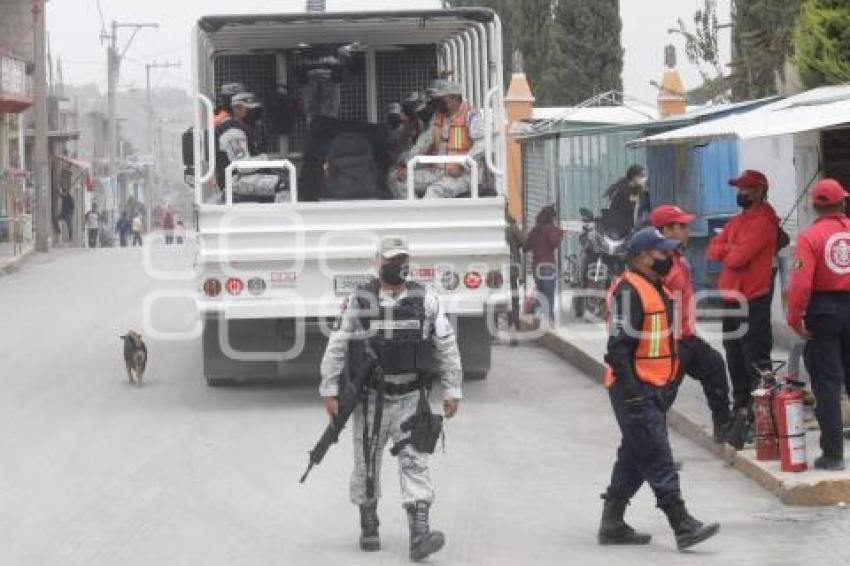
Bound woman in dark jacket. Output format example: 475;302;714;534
526;205;564;323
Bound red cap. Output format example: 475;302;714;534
812;178;848;206
729;170;769;191
650;205;696;228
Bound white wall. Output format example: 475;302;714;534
738;135;798;230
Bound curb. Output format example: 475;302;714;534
539;329;850;507
0;245;34;275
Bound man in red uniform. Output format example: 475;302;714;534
707;170;779;448
786;178;850;470
651;206;732;442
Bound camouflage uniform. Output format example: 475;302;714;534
406;105;485;199
319;286;462;506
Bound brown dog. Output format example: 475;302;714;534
120;331;147;385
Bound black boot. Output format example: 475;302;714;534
359;503;380;552
405;501;445;561
661;499;720;551
712;411;732;444
725;407;750;450
597;495;652;545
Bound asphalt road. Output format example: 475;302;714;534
2;245;850;566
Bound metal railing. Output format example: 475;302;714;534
406;155;480;200
224;159;298;205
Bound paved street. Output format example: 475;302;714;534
3;247;850;566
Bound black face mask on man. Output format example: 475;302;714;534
736;193;754;209
652;256;674;277
380;263;409;285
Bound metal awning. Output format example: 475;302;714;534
197;9;497;51
630;85;850;147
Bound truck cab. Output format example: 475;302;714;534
189;8;510;384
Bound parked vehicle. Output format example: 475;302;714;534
186;8;510;385
572;207;628;319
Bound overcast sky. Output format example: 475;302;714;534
49;0;732;106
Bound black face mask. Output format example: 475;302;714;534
652;256;674;277
432;99;448;114
380;263;409;285
737;194;754;209
387;115;402;129
417;108;434;123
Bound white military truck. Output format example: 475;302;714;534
188;8;510;385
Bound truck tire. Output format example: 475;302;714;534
455;316;491;381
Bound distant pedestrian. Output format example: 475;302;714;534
163;210;175;245
116;212;132;247
505;206;525;337
526;205;563;324
786;179;850;471
175;220;186;245
132;214;144;247
85;206;99;248
59;189;75;241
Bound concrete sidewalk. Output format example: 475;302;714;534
535;303;850;506
0;241;33;275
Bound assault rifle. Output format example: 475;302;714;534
300;347;379;483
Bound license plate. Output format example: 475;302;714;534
270;271;297;288
334;274;372;295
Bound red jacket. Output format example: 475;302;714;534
707;203;779;301
786;213;850;331
663;251;695;338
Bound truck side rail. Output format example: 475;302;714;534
224;159;299;206
406;155;480;201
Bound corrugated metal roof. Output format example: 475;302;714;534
630;85;850;147
197;9;496;51
532;106;657;125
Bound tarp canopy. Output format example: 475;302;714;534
198;9;497;51
630;85;850;147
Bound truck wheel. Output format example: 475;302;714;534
456;316;492;381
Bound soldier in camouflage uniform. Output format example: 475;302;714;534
397;81;485;199
319;235;463;561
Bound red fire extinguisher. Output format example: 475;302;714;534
753;384;780;461
774;383;808;473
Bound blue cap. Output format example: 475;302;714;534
627;227;680;255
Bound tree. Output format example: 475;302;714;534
445;0;624;106
552;0;624;105
672;0;729;103
731;0;802;100
793;0;850;88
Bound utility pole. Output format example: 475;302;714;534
102;20;158;216
145;61;181;155
33;0;50;253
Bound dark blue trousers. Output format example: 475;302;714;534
606;379;681;507
804;293;850;459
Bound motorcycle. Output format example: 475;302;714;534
572;207;629;319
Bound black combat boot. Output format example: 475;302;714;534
661;499;720;551
597;495;652;545
725;407;751;450
359;503;380;552
405;501;445;561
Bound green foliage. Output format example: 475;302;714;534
731;0;802;100
793;0;850;88
445;0;624;106
674;0;729;103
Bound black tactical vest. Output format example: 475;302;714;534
353;278;433;375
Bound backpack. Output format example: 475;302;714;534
324;132;379;200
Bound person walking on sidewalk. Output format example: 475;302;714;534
598;227;720;552
131;214;144;247
85;206;99;249
526;205;563;324
786;179;850;471
707;170;779;448
650;205;732;442
505;206;525;338
116;212;132;247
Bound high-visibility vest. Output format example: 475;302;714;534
431;103;472;156
603;271;679;389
